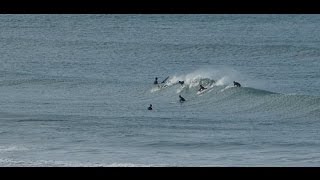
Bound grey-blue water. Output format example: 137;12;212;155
0;14;320;166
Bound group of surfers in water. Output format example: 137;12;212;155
148;77;241;110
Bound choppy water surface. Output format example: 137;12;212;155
0;14;320;166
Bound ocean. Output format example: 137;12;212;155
0;14;319;166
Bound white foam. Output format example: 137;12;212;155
0;145;29;152
221;85;234;92
170;67;243;87
216;76;229;86
150;87;160;93
0;158;156;167
151;67;249;95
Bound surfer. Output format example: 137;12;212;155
148;104;152;110
199;84;207;92
179;95;185;103
154;77;158;85
178;81;184;85
233;81;241;87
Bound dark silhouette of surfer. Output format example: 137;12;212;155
178;81;184;85
148;104;152;110
154;76;170;88
179;95;185;103
154;77;158;85
199;84;207;92
233;81;241;87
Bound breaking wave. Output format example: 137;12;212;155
149;69;320;118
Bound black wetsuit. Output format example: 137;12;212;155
148;105;152;110
178;81;184;85
234;81;241;87
199;85;207;91
179;95;185;103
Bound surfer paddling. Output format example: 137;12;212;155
179;95;185;103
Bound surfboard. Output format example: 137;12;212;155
161;76;169;84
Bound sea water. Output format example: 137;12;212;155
0;14;319;166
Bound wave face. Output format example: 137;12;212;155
149;71;320;120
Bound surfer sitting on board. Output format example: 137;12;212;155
233;81;241;87
154;77;158;85
179;95;185;103
155;76;170;88
148;104;152;110
199;84;207;92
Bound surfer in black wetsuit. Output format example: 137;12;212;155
178;81;184;85
179;95;185;103
154;77;158;85
199;84;207;92
233;81;241;87
148;104;152;110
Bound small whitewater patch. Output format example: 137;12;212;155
0;158;163;167
0;145;29;152
220;85;236;92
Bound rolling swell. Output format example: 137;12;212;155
150;76;320;119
